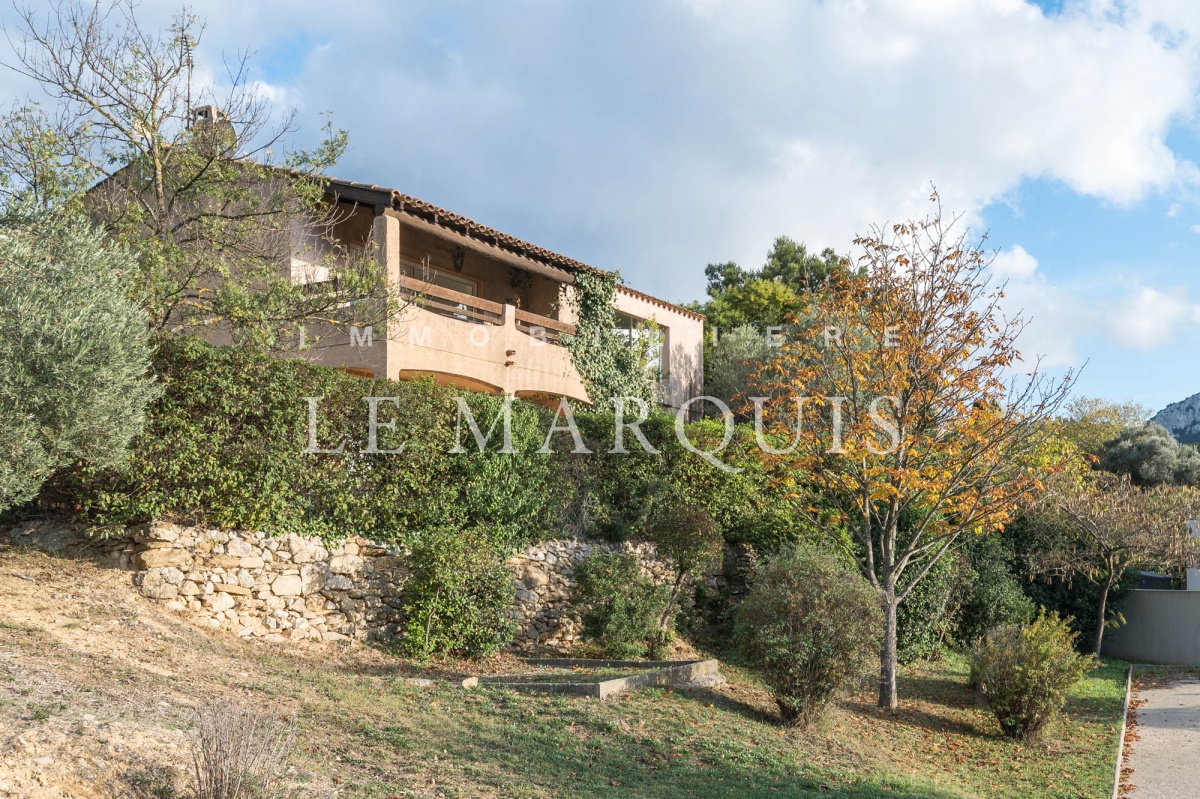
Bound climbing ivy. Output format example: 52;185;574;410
564;271;660;409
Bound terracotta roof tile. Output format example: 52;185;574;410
313;174;704;322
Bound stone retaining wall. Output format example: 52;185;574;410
506;539;756;649
97;523;678;648
8;519;753;650
116;523;406;643
507;539;674;649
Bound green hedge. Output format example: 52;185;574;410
36;335;843;660
47;335;798;554
562;412;813;551
47;335;556;549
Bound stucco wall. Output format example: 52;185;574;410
387;302;590;400
1102;590;1200;666
613;287;704;410
286;210;705;408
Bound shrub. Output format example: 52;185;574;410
47;335;555;550
571;552;672;659
734;545;881;727
956;536;1036;644
704;324;775;413
0;217;158;513
957;576;1035;645
970;612;1094;740
559;413;804;550
643;498;724;638
189;702;295;799
896;552;967;664
399;527;517;659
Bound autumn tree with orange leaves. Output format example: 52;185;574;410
750;194;1074;710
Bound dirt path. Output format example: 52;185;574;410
1125;675;1200;799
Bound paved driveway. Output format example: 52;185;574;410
1125;677;1200;799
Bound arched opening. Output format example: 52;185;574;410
513;389;591;409
396;369;504;396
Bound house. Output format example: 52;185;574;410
290;177;705;411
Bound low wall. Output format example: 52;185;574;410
125;523;407;643
507;539;673;648
1102;590;1200;666
9;520;730;650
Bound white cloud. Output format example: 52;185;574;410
1109;285;1200;349
990;245;1093;367
71;0;1200;308
991;245;1040;280
991;244;1200;363
5;0;1200;340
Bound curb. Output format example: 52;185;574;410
473;658;722;700
1112;664;1134;799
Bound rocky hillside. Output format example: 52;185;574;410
1152;393;1200;443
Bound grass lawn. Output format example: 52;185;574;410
273;651;1128;799
0;546;1128;799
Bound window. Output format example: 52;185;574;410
404;260;481;323
614;312;665;382
427;269;477;297
406;261;478;297
613;312;637;344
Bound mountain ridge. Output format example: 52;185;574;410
1152;392;1200;444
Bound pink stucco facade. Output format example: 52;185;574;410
299;183;705;411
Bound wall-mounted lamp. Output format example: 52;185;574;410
452;246;465;272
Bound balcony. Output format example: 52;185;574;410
388;275;590;404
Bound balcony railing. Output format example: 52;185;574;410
514;308;575;346
397;274;576;345
397;274;504;325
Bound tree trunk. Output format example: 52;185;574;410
1093;574;1114;657
423;585;441;658
659;572;687;637
879;589;899;710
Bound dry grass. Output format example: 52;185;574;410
190;703;296;799
0;533;1127;799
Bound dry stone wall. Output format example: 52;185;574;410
119;523;408;643
507;539;674;649
9;520;752;650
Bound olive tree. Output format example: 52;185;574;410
0;1;402;350
1099;423;1200;487
0;216;159;511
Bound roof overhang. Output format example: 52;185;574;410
319;175;705;319
324;178;578;284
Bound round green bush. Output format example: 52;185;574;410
734;545;881;727
970;611;1095;740
399;527;516;659
570;552;673;659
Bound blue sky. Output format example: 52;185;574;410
4;0;1200;412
